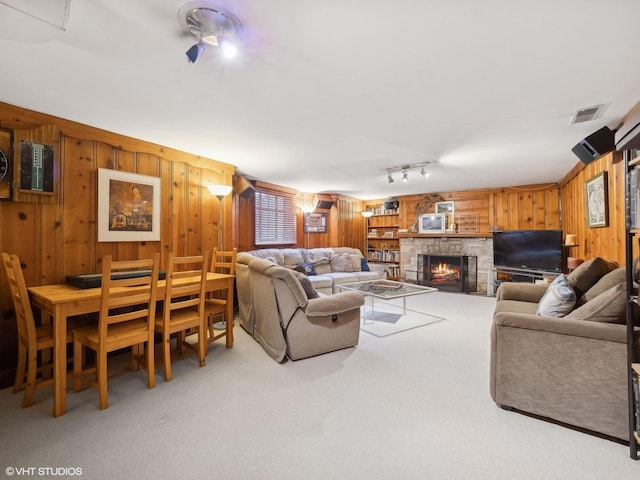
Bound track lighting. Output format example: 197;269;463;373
385;162;433;184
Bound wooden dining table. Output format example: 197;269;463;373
27;272;234;417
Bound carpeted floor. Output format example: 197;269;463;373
0;292;638;479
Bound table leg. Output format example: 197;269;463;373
53;306;67;417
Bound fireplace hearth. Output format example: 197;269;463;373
417;254;477;293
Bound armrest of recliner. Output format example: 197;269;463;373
495;282;548;303
305;291;364;317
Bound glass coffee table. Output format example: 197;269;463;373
335;280;440;332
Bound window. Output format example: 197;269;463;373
254;190;296;245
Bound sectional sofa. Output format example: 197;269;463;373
237;247;385;295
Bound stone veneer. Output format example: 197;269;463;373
400;237;492;294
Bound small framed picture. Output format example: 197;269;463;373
584;171;608;228
418;213;446;234
435;201;455;230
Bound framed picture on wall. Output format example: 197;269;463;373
304;212;327;233
584;171;608;228
97;168;161;242
19;141;55;194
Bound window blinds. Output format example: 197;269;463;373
254;190;297;245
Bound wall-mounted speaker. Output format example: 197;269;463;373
233;175;256;199
571;126;615;165
313;193;334;210
383;197;399;211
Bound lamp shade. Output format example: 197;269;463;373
207;184;232;197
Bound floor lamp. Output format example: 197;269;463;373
361;210;373;260
207;183;233;331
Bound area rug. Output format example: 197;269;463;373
360;308;446;338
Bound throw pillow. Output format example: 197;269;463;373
575;266;626;307
349;254;363;272
291;269;319;299
330;253;354;273
536;274;577;317
295;261;316;276
567;257;618;299
361;258;370;272
565;283;626;324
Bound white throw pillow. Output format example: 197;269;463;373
536;274;576;317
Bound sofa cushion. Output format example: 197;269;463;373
291;270;319;299
565;283;627;324
296;262;317;276
535;274;576;317
361;258;370;272
314;262;332;274
330;253;354;272
576;266;626;306
567;257;618;299
305;248;334;264
349;254;362;272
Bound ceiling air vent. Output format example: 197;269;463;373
569;104;606;125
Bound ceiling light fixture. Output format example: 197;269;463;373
386;162;433;184
178;1;243;63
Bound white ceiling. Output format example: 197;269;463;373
1;0;640;200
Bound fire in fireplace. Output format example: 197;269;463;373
417;254;477;293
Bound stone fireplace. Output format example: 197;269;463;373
417;254;478;293
400;236;492;294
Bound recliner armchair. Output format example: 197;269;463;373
236;254;365;362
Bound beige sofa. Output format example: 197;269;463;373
235;253;366;362
490;257;640;440
239;247;384;295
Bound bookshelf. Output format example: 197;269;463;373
366;205;401;280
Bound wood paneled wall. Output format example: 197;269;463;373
0;103;234;306
560;151;627;266
365;183;560;235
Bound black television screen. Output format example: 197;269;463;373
493;230;563;272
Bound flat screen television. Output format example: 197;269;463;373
492;230;563;273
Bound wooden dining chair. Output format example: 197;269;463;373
155;252;209;381
204;247;237;345
2;253;79;409
72;254;160;410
